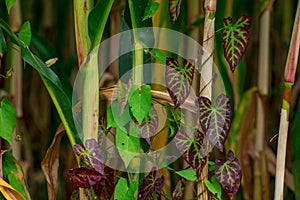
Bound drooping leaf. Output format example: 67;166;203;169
172;180;185;200
68;167;104;188
88;0;114;48
205;176;222;200
166;58;195;108
169;0;182;24
174;129;207;174
222;16;251;72
143;0;159;21
175;169;197;181
0;29;6;59
215;150;242;199
18;21;31;46
115;128;139;167
0;98;16;145
5;0;16;14
138;106;158;144
198;94;232;152
0;176;25;200
2;151;31;200
74;139;104;174
41;124;65;200
138;170;164;200
128;84;152;125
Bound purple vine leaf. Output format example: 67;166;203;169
68;167;104;188
172;179;185;200
169;0;182;24
138;170;165;200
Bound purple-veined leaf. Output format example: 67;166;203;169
169;0;182;24
222;16;251;72
215;150;242;199
74;139;104;174
93;167;115;200
172;180;185;200
137;106;158;144
138;170;165;200
68;167;104;188
166;58;195;108
198;94;232;152
118;79;132;115
174;129;207;174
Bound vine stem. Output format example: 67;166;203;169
274;1;300;200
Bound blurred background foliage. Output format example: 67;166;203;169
0;0;300;199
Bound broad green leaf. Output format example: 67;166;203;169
198;94;232;152
175;169;197;181
138;171;164;200
114;178;138;200
169;0;182;24
222;16;251;72
142;0;160;21
166;57;195;108
128;84;152;124
0;18;80;147
215;150;242;199
172;180;185;200
18;21;31;47
116;128;139;167
107;100;131;132
0;29;6;58
205;176;222;200
88;0;114;48
3;151;31;200
0;98;16;145
5;0;16;14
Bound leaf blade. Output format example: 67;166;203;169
0;98;16;145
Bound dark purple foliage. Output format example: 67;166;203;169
198;94;232;152
215;150;242;199
68;167;104;188
137;107;158;144
172;180;185;200
138;170;165;200
222;16;251;72
166;57;195;108
93;167;115;200
169;0;182;24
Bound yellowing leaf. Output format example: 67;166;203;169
0;177;25;200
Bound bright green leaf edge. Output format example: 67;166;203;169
0;98;16;145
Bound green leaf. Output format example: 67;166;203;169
5;0;16;14
175;169;197;181
204;176;222;200
0;18;80;148
3;151;31;200
128;84;152;125
116;128;139;167
0;29;6;58
0;98;16;145
114;178;138;200
148;49;166;65
107;100;131;131
18;21;31;46
142;0;160;21
88;0;114;48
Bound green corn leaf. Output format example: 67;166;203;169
222;16;251;72
0;98;16;145
18;21;31;47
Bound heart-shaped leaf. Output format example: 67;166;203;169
138;170;164;200
74;139;104;174
0;98;16;145
222;16;251;72
114;178;138;200
68;167;104;188
169;0;182;24
166;58;195;108
215;150;242;199
198;94;232;152
174;129;207;174
128;84;152;125
172;180;185;200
